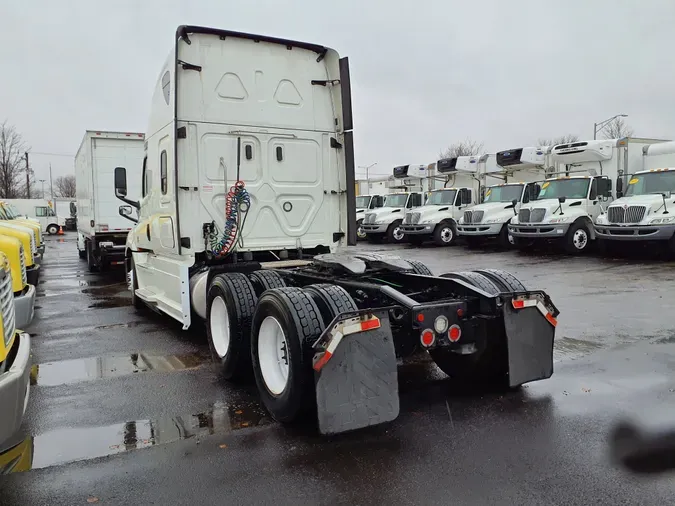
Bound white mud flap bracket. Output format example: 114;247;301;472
312;310;399;435
503;295;557;387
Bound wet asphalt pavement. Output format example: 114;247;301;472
2;234;675;505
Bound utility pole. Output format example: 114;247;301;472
25;152;30;198
39;179;46;199
593;114;627;140
49;163;54;202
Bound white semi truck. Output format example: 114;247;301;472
595;140;675;251
75;131;145;271
355;194;384;240
509;138;664;254
400;156;479;246
457;147;549;247
113;25;559;435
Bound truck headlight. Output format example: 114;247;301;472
596;215;607;224
649;216;675;224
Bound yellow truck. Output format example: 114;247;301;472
0;251;31;449
0;235;35;328
0;203;44;259
0;224;40;286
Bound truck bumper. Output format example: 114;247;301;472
26;265;40;287
0;332;31;447
15;284;36;329
508;223;570;239
594;224;675;241
361;224;389;234
100;245;126;266
400;224;435;235
37;245;45;256
457;223;504;237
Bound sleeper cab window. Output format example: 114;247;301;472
161;150;168;194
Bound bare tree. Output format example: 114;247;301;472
601;117;634;140
0;121;30;198
55;174;76;198
536;134;580;147
439;139;484;160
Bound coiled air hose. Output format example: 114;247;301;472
209;180;250;257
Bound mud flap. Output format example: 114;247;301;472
314;313;399;435
503;303;555;387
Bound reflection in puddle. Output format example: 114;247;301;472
553;337;604;361
30;352;209;386
1;401;270;472
88;298;131;309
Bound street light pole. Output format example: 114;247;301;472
357;162;377;195
593;114;628;140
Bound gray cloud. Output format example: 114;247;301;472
1;0;673;183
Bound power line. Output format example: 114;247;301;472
29;151;75;157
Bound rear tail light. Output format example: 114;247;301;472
420;329;435;347
434;315;448;333
448;324;461;342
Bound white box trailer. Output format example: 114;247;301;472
75;131;145;271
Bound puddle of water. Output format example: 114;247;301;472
88;298;131;309
0;401;270;472
30;352;209;386
553;336;604;362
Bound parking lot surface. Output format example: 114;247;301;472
2;234;675;505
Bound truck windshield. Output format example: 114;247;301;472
625;171;675;196
483;184;523;203
355;196;371;208
536;179;589;200
3;206;15;218
426;190;456;205
383;194;408;207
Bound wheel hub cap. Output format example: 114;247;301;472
393;227;404;241
573;229;588;249
441;227;453;242
258;316;290;395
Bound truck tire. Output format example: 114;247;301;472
440;271;501;295
86;241;98;273
251;287;324;422
206;273;258;381
304;284;358;323
387;220;405;244
497;224;514;248
474;269;527;293
249;270;287;298
407;259;433;276
564;221;591;254
356;219;367;241
433;221;456;246
47;224;59;235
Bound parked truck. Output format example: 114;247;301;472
75;131;145;271
457;147;549;247
4;199;66;235
0;234;35;328
400;156;479;246
595;140;675;252
509;138;665;254
0;203;44;259
113;25;559;435
355;193;384;240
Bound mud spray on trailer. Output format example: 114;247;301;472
113;25;560;435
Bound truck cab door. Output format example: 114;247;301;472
587;177;607;221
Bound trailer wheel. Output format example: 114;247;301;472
251;287;324;422
249;270;287;298
304;284;358;323
433;221;456;246
387;220;406;244
441;271;501;295
85;241;98;273
206;273;258;380
407;259;433;276
474;269;527;293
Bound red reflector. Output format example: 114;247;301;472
448;325;461;342
457;307;464;318
420;329;434;347
545;313;558;327
416;313;425;323
512;300;525;309
361;318;381;331
313;351;333;372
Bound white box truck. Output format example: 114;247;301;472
75;131;145;271
3;199;66;235
111;25;559;435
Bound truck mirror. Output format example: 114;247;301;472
115;167;128;197
616;177;623;198
558;196;566;204
511;199;518;207
119;205;132;216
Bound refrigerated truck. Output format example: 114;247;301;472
112;25;560;435
75;131;145;271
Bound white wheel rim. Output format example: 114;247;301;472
441;227;453;243
210;296;230;358
357;225;366;238
258;316;289;395
508;233;515;245
573;229;588;249
393;226;404;241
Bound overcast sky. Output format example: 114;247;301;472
2;0;675;183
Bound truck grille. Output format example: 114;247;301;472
364;213;376;224
29;232;36;255
464;210;484;224
0;267;15;347
19;247;26;286
518;208;531;223
607;206;646;224
530;208;546;223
